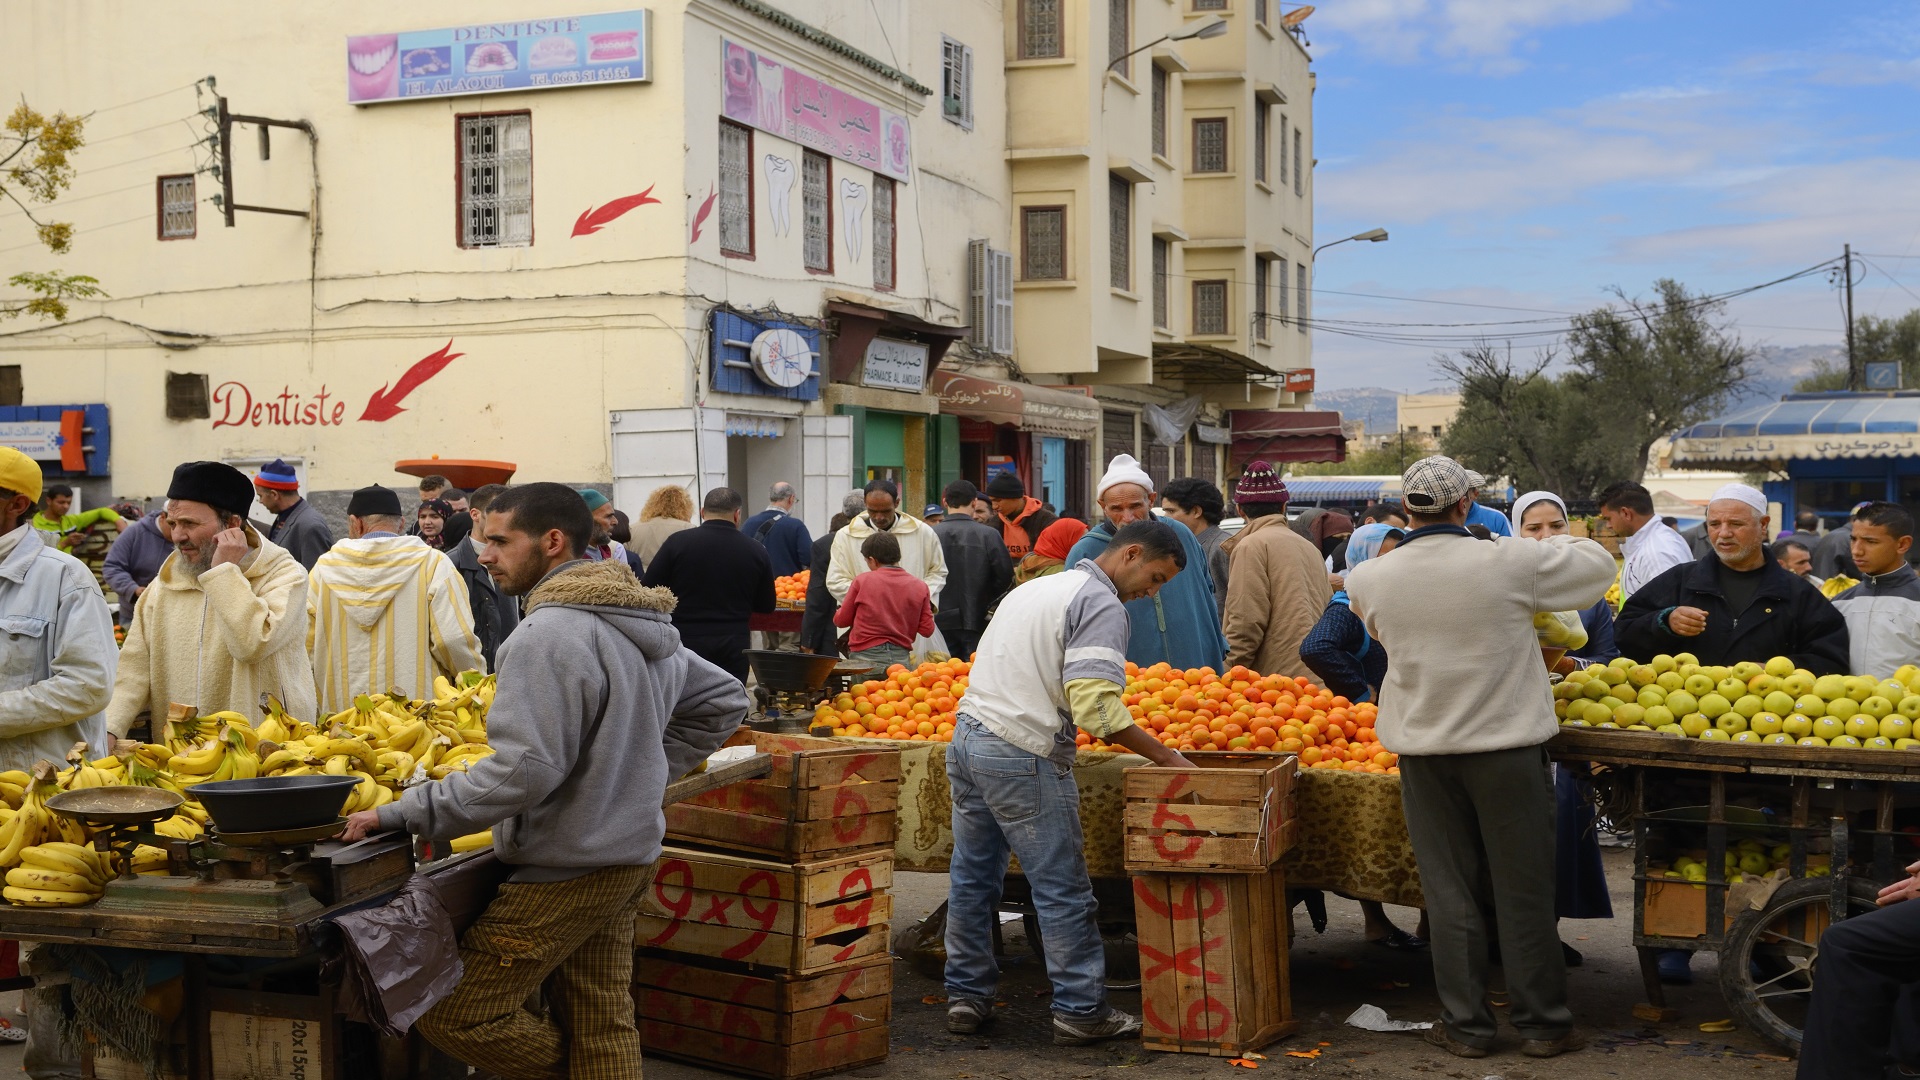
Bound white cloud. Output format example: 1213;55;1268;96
1314;0;1635;69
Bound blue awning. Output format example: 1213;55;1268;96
1281;478;1394;503
1671;392;1920;467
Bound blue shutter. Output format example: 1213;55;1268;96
707;310;821;401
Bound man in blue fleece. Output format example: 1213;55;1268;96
342;482;747;1079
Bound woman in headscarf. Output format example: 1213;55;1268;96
1297;522;1428;950
1510;490;1616;961
415;498;453;551
1312;509;1357;573
1013;517;1088;585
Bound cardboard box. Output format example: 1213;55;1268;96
209;1010;326;1080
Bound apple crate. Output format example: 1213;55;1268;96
635;846;892;976
667;730;901;859
633;954;891;1080
1124;753;1297;873
1132;866;1296;1056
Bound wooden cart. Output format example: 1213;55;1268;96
1549;728;1919;1051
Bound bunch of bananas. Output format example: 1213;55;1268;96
57;743;123;789
0;764;87;869
166;716;261;785
0;769;29;810
4;842;113;906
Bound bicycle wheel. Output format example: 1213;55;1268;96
1717;876;1883;1052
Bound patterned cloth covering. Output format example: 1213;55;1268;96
852;740;1425;908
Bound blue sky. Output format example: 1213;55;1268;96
1307;0;1920;391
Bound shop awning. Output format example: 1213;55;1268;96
1671;392;1920;468
932;371;1101;438
1228;409;1346;468
1280;477;1396;503
1152;342;1282;388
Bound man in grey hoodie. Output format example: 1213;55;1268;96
343;482;748;1079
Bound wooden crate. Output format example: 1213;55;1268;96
1124;753;1297;873
634;954;890;1080
1132;866;1296;1057
635;846;892;976
667;730;901;859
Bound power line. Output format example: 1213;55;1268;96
83;83;200;116
1857;256;1920;307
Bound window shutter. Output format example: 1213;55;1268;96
991;248;1015;356
968;239;990;348
961;46;974;129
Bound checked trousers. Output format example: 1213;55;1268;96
417;864;653;1080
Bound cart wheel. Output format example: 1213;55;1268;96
1718;877;1881;1053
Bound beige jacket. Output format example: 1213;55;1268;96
1220;515;1332;680
628;518;691;565
106;526;317;736
827;511;949;606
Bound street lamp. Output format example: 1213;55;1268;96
1312;228;1388;259
1107;16;1229;72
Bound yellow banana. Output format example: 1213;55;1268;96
21;844;104;884
448;830;492;853
3;885;98;906
7;866;98;893
0;770;28;788
169;738;224;775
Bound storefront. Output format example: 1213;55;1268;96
1228;410;1347;486
823;302;967;514
933;371;1100;516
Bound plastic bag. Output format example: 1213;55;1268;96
912;627;949;666
1533;610;1588;651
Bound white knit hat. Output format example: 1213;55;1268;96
1709;482;1767;517
1096;453;1155;501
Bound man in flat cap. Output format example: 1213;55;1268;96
254;458;334;570
107;462;317;741
308;486;485;713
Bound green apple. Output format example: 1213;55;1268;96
1644;705;1676;728
1680;712;1712;738
1795;694;1827;718
1770;843;1792;862
1699;727;1732;742
1783;714;1814;738
1613;704;1647;727
1554;699;1570;719
1698;693;1732;719
1827;697;1861;722
1652;654;1678;674
1763;690;1797;716
1881;716;1913;741
1717;676;1749;700
1596;722;1621;730
1716;712;1749;735
1733;661;1763;680
1798;735;1831;747
1707;665;1733;683
1657;671;1685;691
1733;694;1765;718
1666;690;1700;716
1747;674;1779;696
1898;738;1920;749
1611;656;1637;671
1781;671;1816;696
1681;862;1707;881
1627;724;1654;732
1878;680;1908;702
1764;656;1796;677
1738;851;1770;874
1831;734;1863;749
1599;667;1629;687
1899;695;1920;719
1813;716;1847;741
1848;677;1877;703
1562;699;1588;724
1764;733;1793;745
1845;714;1881;741
1678;664;1701;680
1684;673;1716;696
1598;696;1627;714
1563;718;1590;727
1813;674;1849;700
1583;679;1611;701
1732;730;1760;743
1866;737;1896;750
1658;724;1687;736
1628;664;1658;688
1638;686;1668;708
1862;695;1896;719
1674;652;1700;667
1749;712;1784;736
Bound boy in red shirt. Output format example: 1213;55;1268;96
835;532;935;669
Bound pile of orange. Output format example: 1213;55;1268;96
775;569;810;606
814;659;1397;774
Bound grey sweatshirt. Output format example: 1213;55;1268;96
378;559;748;880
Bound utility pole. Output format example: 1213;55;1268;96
213;95;315;227
1845;243;1860;391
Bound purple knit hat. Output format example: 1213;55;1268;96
1235;460;1290;504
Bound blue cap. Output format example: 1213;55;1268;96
581;489;610;510
925;504;944;517
255;458;299;491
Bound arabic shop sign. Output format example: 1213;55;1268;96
347;11;651;105
721;40;911;182
1672;434;1920;466
860;338;929;393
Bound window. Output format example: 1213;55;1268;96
1019;0;1064;59
968;239;1015;354
157;175;195;239
1194;0;1228;9
1152;238;1170;328
803;150;831;273
165;372;210;420
1278;114;1288;184
1296;262;1308;332
942;37;973;129
1193;280;1228;335
1254;104;1268;184
1109;175;1131;290
457;113;532;248
873;177;896;290
1022;206;1066;280
1293;128;1304;194
0;367;20;407
1255;0;1269;23
1192;117;1227;173
1151;66;1168;158
1277;256;1289;325
718;120;753;257
1109;0;1130;75
1253;258;1269;341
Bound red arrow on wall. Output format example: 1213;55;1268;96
360;341;463;422
571;185;661;237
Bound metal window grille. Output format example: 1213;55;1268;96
1151;66;1168;158
873;178;895;290
459;114;532;248
1296;262;1309;332
1194;0;1228;10
1255;0;1269;23
1022;206;1065;280
158;175;195;239
1254;105;1268;183
1277;257;1289;324
1254;258;1269;341
803;150;831;272
1109;0;1130;72
942;37;973;129
1021;0;1064;58
1194;280;1228;335
1152;238;1169;328
1193;118;1227;173
1294;128;1304;194
719;120;752;256
1109;175;1130;290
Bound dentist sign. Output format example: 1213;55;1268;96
720;40;911;182
347;11;651;104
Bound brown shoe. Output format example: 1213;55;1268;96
1423;1023;1490;1059
1521;1031;1588;1058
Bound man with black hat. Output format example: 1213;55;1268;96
307;486;485;713
985;471;1056;561
107;461;317;742
254;458;335;570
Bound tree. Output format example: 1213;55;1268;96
1794;309;1920;392
1439;280;1753;498
1291;432;1427;476
1;101;102;322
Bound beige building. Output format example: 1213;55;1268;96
1397;393;1461;444
0;0;1319;525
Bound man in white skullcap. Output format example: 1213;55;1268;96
1617;481;1848;676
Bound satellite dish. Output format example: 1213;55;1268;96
1281;5;1315;27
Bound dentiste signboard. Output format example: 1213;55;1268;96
347;11;650;104
720;39;912;182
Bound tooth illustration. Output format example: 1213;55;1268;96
840;178;868;262
763;155;795;237
756;57;784;129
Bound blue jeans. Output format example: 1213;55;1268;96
943;714;1107;1020
850;642;911;670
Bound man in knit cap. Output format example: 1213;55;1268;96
1063;454;1225;671
108;461;317;740
1219;462;1330;679
984;471;1056;561
254;458;335;570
